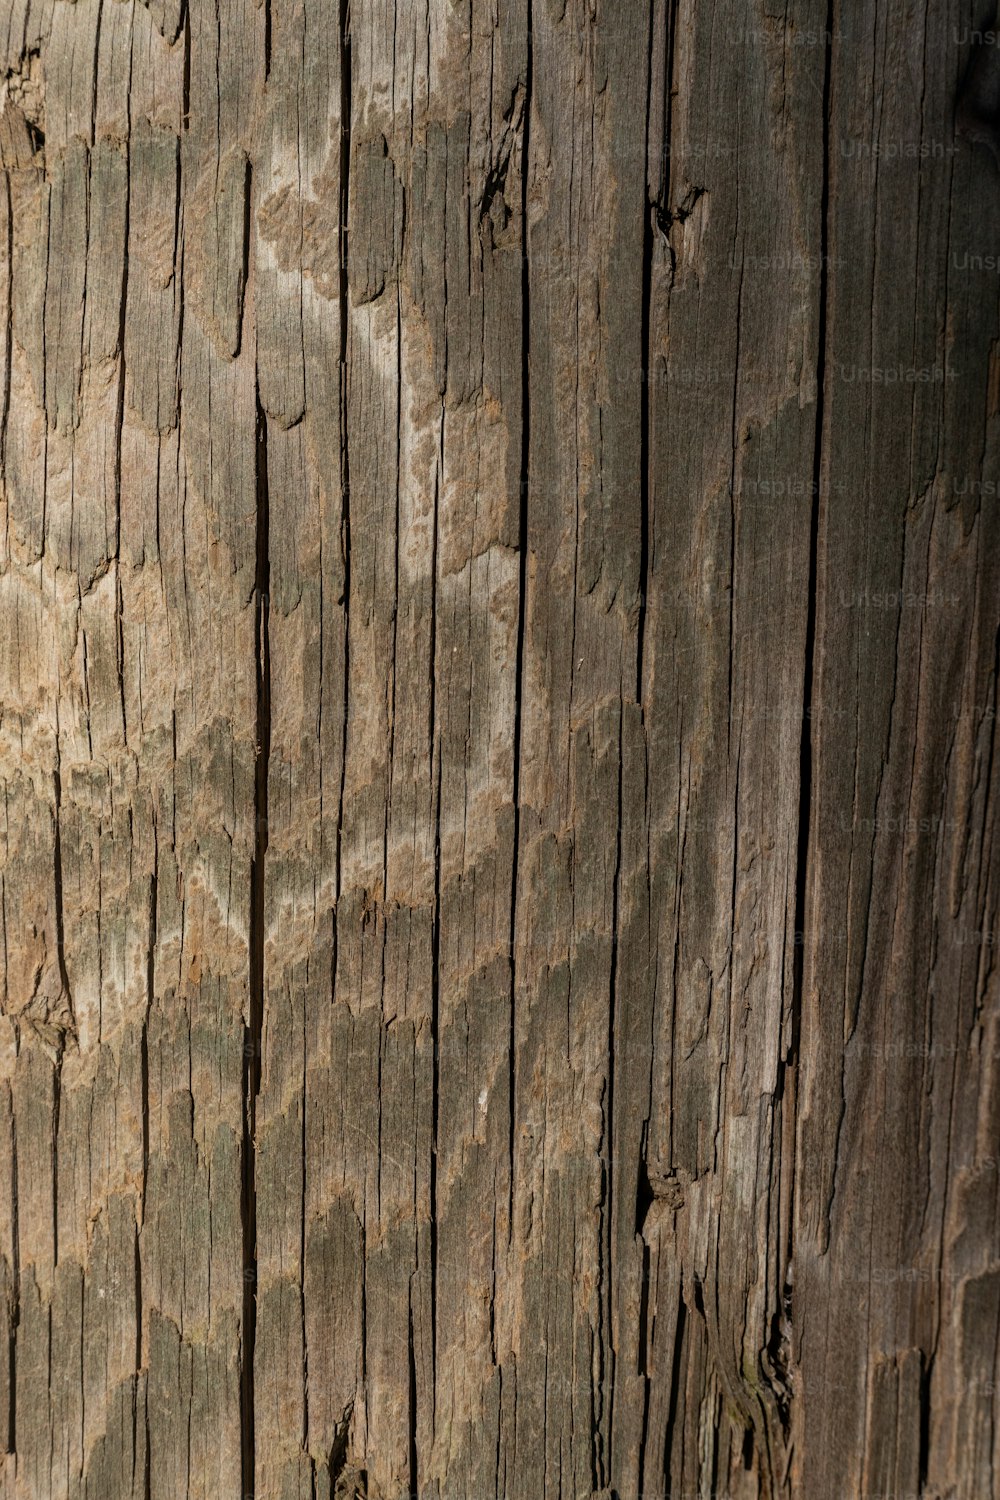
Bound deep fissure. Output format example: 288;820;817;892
242;385;271;1500
508;0;532;1249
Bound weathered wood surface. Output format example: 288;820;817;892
0;1;997;1497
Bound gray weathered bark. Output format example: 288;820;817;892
0;1;998;1497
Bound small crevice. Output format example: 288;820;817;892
329;1398;367;1498
329;1398;352;1483
24;118;44;160
634;1155;654;1236
918;1351;933;1490
3;47;45;160
234;153;252;363
654;182;704;238
478;86;523;238
181;3;192;131
762;1280;793;1439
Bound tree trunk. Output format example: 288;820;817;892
0;2;997;1497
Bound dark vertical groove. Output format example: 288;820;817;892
51;761;71;1270
1;176;13;515
329;1398;353;1489
788;0;833;1243
137;844;155;1390
656;0;680;250
662;1287;686;1495
359;1222;367;1389
637;0;662;707
242;386;270;1500
636;237;650;708
89;0;104;146
635;11;659;1476
181;2;192;131
237;156;252;363
6;1106;17;1454
918;1350;933;1489
144;1396;151;1500
51;1047;60;1267
133;1221;142;1375
508;0;532;1244
114;116;132;746
407;1293;419;1499
636;1239;651;1488
334;0;352;999
141;838;155;1234
381;273;402;960
172;139;184;405
601;704;625;1487
429;453;441;1402
300;1022;309;1455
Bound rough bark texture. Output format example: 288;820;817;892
0;1;998;1498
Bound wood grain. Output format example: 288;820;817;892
0;2;997;1497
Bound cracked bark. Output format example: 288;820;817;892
0;2;998;1499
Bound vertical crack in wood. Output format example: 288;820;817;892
429;451;441;1439
115;62;133;755
654;0;680;281
661;1277;685;1488
407;1289;418;1498
242;380;271;1500
918;1349;933;1491
637;0;661;711
334;0;352;1022
509;0;532;1251
51;757;72;1268
181;2;192;131
300;992;309;1463
0;174;10;486
6;1104;16;1456
600;704;625;1489
636;123;659;1479
636;1234;651;1489
141;836;155;1500
1;176;11;535
803;0;837;1261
